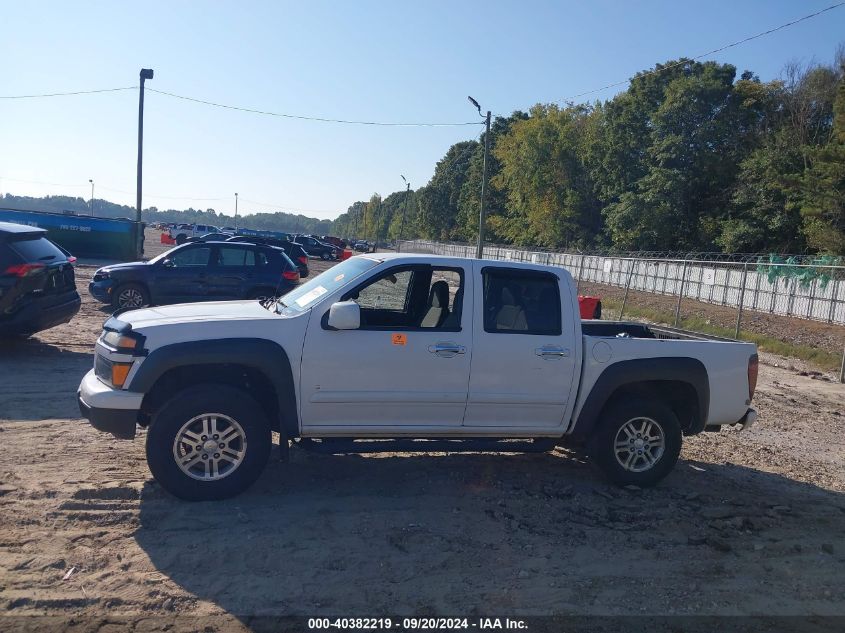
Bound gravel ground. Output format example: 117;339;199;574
0;232;843;630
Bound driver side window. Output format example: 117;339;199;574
356;270;413;311
347;267;463;331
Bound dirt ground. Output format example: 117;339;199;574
0;231;844;629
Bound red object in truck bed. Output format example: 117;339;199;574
578;295;602;320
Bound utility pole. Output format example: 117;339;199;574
234;192;239;230
397;175;410;252
136;68;154;257
89;179;95;216
468;96;490;259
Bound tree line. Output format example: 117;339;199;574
332;49;845;255
0;194;334;236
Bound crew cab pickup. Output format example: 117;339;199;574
78;254;758;501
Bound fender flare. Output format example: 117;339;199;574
570;357;709;438
129;338;298;437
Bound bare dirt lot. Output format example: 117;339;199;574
0;232;844;630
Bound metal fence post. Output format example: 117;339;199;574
620;260;638;319
840;346;845;384
735;263;749;339
576;254;585;293
674;258;688;327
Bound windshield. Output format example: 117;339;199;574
277;256;379;314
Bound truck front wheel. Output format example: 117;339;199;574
589;399;681;487
146;385;271;501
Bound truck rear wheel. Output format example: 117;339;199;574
589;399;681;487
146;385;271;501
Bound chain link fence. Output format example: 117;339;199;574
400;240;845;381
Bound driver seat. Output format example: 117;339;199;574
420;281;450;328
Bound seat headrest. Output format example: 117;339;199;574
429;280;449;309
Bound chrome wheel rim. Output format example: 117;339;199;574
613;417;665;472
172;413;247;481
118;288;145;308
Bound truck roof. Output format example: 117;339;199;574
360;252;569;275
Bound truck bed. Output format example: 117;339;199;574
581;320;737;342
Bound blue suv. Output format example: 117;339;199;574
89;241;300;310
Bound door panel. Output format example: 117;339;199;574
152;245;211;303
206;246;256;299
299;264;472;430
463;262;577;429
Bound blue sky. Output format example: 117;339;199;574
1;0;843;220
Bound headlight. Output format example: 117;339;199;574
101;330;144;353
94;270;110;281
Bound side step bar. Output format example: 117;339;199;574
294;437;558;455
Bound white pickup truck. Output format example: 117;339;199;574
78;253;759;501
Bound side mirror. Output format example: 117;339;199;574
162;258;175;268
327;301;360;330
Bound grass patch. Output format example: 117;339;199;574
600;298;842;372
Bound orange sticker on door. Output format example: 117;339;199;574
391;333;407;346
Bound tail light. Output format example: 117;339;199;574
4;263;46;277
66;256;77;264
747;354;758;401
298;256;308;265
283;269;300;282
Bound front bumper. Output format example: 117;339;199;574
77;369;143;439
88;279;116;303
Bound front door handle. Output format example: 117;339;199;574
535;345;569;359
428;342;466;357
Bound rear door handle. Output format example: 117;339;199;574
428;343;466;357
535;345;569;359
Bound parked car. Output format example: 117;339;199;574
168;224;221;245
79;252;758;500
226;236;309;278
88;241;299;310
293;236;339;260
352;240;370;252
320;235;347;250
0;222;81;337
184;232;232;243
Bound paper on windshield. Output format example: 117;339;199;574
294;285;328;308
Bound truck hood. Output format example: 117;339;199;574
120;300;286;329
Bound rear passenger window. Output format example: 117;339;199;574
483;269;561;335
217;247;254;267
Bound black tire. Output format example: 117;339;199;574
145;385;271;501
593;300;602;320
112;283;150;310
320;250;330;260
588;399;681;487
175;234;187;245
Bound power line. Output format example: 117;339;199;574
559;2;845;103
146;88;483;127
1;176;227;202
0;86;137;99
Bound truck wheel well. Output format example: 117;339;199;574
602;381;700;434
139;364;281;432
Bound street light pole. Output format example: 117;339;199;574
137;68;154;257
397;175;410;252
468;96;491;259
89;179;95;216
234;193;239;231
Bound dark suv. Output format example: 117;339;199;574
88;241;300;310
0;222;81;336
225;236;309;278
293;236;339;260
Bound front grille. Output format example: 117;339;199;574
95;354;113;384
